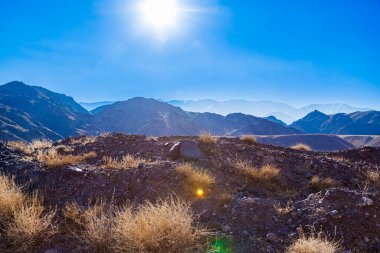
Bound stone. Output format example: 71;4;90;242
167;140;204;160
358;196;373;207
266;232;278;242
167;142;181;160
222;225;232;232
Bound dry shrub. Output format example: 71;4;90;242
102;154;146;169
175;163;215;189
69;136;97;145
240;135;256;144
274;201;293;216
5;195;57;252
63;202;83;227
367;170;380;186
114;199;205;253
8;140;52;156
0;175;25;220
79;204;114;253
29;139;53;149
309;176;337;191
198;131;217;144
329;156;348;163
37;149;96;168
236;161;281;191
286;232;342;253
291;143;312;151
218;191;234;205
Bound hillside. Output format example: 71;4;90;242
291;110;380;135
1;134;380;252
0;81;100;141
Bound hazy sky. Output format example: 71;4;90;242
1;0;379;108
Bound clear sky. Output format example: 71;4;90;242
1;0;379;108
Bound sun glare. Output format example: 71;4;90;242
139;0;181;32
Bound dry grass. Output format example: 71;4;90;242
5;195;57;252
175;163;216;189
198;131;217;144
218;191;234;205
309;176;337;191
240;135;256;144
8;140;53;156
102;154;146;169
0;175;25;220
114;199;205;253
367;170;380;186
63;202;83;227
291;143;312;151
329;156;348;163
274;201;293;216
235;161;281;190
69;136;97;145
286;232;342;253
37;149;96;168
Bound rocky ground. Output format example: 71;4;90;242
1;133;380;252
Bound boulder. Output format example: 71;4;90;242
167;140;204;160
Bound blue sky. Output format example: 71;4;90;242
0;0;379;108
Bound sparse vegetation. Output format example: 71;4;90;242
367;169;380;187
291;143;312;151
235;161;281;190
240;135;256;144
309;176;337;191
176;163;216;189
8;139;52;155
69;136;97;145
329;156;348;163
198;131;217;144
274;201;293;216
5;195;57;252
102;154;146;169
286;232;342;253
114;199;205;252
218;191;234;205
0;175;25;220
37;148;96;168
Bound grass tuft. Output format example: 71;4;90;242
37;149;96;168
286;232;341;253
0;175;25;220
291;143;312;151
175;163;216;190
240;135;256;144
198;131;217;144
102;154;146;169
309;176;337;191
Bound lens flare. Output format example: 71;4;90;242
196;188;204;198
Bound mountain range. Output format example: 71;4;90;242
0;81;379;151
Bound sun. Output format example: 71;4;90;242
138;0;181;32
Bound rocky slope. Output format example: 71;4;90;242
291;110;380;135
1;134;380;252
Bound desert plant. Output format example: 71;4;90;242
291;143;312;151
0;175;25;221
286;232;342;253
4;195;57;252
309;176;337;191
240;135;256;144
274;201;293;216
218;191;234;205
37;149;96;168
29;139;53;149
102;154;145;169
69;136;97;145
114;199;206;253
367;170;380;186
176;163;216;190
235;161;281;191
198;131;217;144
7;141;33;155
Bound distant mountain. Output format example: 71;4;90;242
93;98;300;136
79;101;115;111
264;116;286;126
167;99;372;124
0;81;100;141
291;110;380;135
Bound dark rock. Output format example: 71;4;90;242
167;140;204;160
167;142;181;160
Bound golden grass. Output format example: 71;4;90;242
235;161;281;190
0;175;25;220
198;131;217;144
114;199;205;253
69;136;97;145
309;176;337;191
291;143;312;151
175;163;216;189
8;140;53;156
286;233;342;253
102;154;146;169
37;149;96;168
274;201;293;216
240;135;256;144
367;170;380;186
5;195;57;252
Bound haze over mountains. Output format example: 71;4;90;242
1;81;379;150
